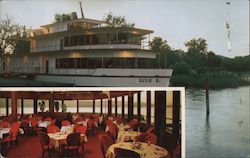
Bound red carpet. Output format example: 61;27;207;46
7;131;104;158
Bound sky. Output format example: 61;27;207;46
0;0;249;58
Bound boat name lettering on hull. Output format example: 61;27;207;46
139;78;160;83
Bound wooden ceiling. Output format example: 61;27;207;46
0;91;139;100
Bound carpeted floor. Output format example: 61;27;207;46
7;131;104;158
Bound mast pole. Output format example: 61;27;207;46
79;1;84;19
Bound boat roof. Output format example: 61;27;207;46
32;26;153;38
40;18;106;28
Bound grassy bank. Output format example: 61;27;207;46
170;72;250;89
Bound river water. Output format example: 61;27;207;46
186;86;250;158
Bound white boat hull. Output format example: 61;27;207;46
34;74;171;87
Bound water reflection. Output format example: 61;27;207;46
186;86;250;157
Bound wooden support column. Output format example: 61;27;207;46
137;92;141;121
77;100;79;113
6;98;9;116
121;96;125;118
49;92;54;112
33;99;37;114
93;99;96;114
146;91;151;125
11;92;17;121
173;91;180;141
21;98;24;115
205;80;210;116
108;99;112;116
100;99;103;115
115;97;118;116
154;91;166;141
128;93;134;121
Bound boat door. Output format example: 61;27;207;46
45;60;49;74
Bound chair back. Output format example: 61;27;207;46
146;127;155;133
75;125;87;134
128;119;138;128
98;133;113;156
47;125;60;133
136;132;157;144
87;119;94;127
2;121;10;128
44;117;52;122
37;131;50;146
107;123;118;140
61;120;71;126
30;119;39;128
114;148;140;158
37;116;43;121
105;119;113;126
51;119;56;126
67;132;80;146
10;122;20;139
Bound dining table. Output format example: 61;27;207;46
116;130;141;143
38;121;51;128
0;128;10;139
106;142;168;158
48;132;88;149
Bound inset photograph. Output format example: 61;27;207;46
0;87;184;158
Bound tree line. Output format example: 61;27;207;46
149;37;250;74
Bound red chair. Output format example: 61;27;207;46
136;132;157;144
3;122;20;146
146;127;155;133
21;119;30;135
107;123;118;141
98;133;114;158
105;120;113;126
128;119;138;128
116;116;124;125
37;116;43;121
47;125;60;133
61;133;80;157
87;119;95;135
75;125;87;151
44;117;52;122
37;131;53;157
51;119;56;126
61;120;71;126
30;119;43;133
2;121;10;128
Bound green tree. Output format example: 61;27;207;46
207;51;222;67
149;37;171;52
54;13;72;22
184;38;209;69
0;16;25;55
104;12;135;28
184;38;208;54
173;61;191;74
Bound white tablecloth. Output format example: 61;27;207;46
106;142;168;158
48;132;88;149
77;119;89;126
60;125;74;133
117;131;141;143
0;128;10;139
38;121;51;128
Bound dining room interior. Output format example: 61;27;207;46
0;88;183;158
